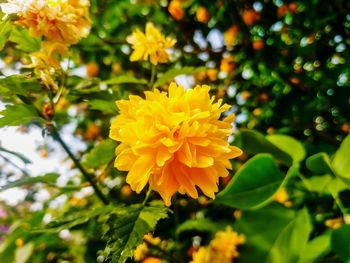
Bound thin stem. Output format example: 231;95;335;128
149;64;157;89
0;153;30;177
49;125;109;205
142;187;152;206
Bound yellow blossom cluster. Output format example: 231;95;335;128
191;227;245;263
109;82;242;206
127;22;176;65
134;234;162;262
0;0;91;89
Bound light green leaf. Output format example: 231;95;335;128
103;75;148;85
235;129;293;166
215;154;284;209
102;201;169;263
298;231;331;263
306;152;334;174
331;225;350;262
266;208;312;263
0;173;59;191
0;75;42;97
266;134;306;163
0;104;43;127
89;99;117;114
332;134;350;185
0;146;31;164
9;27;40;52
300;174;333;193
14;242;34;263
0;19;12;50
153;66;206;88
84;140;117;168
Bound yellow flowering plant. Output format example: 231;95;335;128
0;1;349;263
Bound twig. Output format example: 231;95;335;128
49;125;109;205
0;153;30;177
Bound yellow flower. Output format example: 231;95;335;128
1;0;91;45
109;82;242;206
191;227;245;263
126;22;176;65
28;41;66;90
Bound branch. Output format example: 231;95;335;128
49;125;109;205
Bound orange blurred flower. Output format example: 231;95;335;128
86;62;99;78
196;6;210;23
224;25;239;47
220;56;235;73
242;9;260;26
168;0;184;21
110;82;242;206
252;39;265;51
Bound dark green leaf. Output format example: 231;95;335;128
0;173;59;191
84;140;117;168
235;129;293;166
266;208;312;263
235;203;295;263
0;104;42;127
331;224;350;262
102;201;169;263
306;152;334;174
215;154;284;209
153;66;206;88
176;219;219;238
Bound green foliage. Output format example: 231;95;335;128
331;225;350;262
9;27;40;52
266;208;312;263
333;134;350;185
216;154;284;209
306;152;334;174
235;129;293;166
0;75;42;97
84;140;117;168
101;201;169;263
0;19;12;50
0;146;31;164
0;104;42;127
0;173;59;191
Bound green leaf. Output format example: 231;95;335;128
84;140;117;168
176;219;219;238
153;66;206;88
14;242;34;263
332;134;350;185
266;134;306;163
235;203;295;262
215;154;285;209
0;19;12;50
235;129;293;166
0;104;42;128
331;225;350;262
102;201;169;263
9;27;40;52
306;152;334;174
298;231;331;263
266;208;312;263
300;174;333;193
0;75;42;97
0;146;31;164
102;75;148;85
0;173;59;191
88;99;117;114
